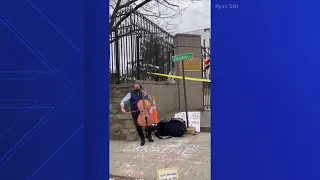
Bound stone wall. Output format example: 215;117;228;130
110;81;179;141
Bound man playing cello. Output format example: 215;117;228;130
120;83;154;146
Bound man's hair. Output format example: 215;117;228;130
132;82;142;88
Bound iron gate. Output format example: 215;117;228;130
201;45;210;110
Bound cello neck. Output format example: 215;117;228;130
141;92;146;109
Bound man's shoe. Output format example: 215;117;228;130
140;140;145;146
148;137;154;142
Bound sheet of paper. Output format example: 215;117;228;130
174;111;201;132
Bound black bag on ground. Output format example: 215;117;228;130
154;118;186;138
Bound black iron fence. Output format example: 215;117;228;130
201;45;211;110
110;8;174;84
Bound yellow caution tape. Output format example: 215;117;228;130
147;72;211;83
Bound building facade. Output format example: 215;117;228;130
184;28;210;48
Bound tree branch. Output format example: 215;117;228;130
162;0;179;7
110;0;152;32
117;0;140;9
109;0;122;29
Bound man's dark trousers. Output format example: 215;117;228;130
132;112;152;140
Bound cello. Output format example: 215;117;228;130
136;90;154;127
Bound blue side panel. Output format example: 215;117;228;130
211;0;320;180
0;0;84;179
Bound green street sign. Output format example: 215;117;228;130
172;53;193;62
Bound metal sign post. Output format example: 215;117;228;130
172;53;193;128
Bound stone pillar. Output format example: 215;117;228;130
173;34;203;110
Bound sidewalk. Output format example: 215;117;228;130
110;133;210;180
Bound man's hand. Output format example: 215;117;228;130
121;108;126;113
149;109;153;114
142;90;147;96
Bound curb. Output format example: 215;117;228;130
110;174;144;180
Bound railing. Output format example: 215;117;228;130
201;45;211;110
110;8;174;84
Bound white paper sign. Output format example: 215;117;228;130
174;111;201;132
157;167;179;180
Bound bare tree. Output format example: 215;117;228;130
109;0;201;83
109;0;189;42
